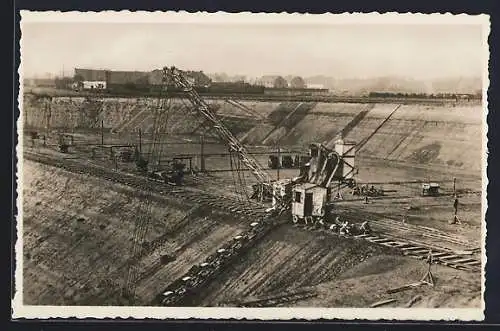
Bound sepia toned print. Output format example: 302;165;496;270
14;11;489;320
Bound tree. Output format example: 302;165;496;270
73;74;84;82
290;76;306;89
273;76;288;89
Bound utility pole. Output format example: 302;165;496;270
200;134;205;172
138;128;142;153
453;177;457;197
277;144;281;181
45;98;50;144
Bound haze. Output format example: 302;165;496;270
21;22;484;80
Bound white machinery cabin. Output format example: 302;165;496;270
289;141;356;224
292;183;332;224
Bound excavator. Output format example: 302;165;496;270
162;66;357;217
151;67;370;306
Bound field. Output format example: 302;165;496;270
20;94;483;307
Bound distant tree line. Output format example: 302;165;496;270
368;91;481;100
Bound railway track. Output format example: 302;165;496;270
296;224;481;273
234;290;317;307
357;233;481;272
25;149;480;265
23;150;266;217
337;207;478;251
24;150;482;307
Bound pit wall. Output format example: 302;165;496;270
23;94;483;173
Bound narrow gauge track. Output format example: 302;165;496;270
24;150;279;305
24;150;481;307
24;150;476;252
23;150;267;217
295;224;481;273
155;221;480;307
233;290;317;307
338;207;477;251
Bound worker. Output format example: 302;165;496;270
30;131;37;147
426;249;433;267
450;197;461;224
340;221;351;236
329;223;339;233
352;185;360;196
421;249;435;286
360;221;371;234
364;195;369;204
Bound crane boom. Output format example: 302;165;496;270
163;66;274;188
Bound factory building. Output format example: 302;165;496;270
73;68;211;90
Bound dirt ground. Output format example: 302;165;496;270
22;160;251;305
196;224;480;308
21;97;484;308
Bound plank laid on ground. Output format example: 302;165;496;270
452;258;476;264
405;295;422;308
386;282;424;294
370;298;397;308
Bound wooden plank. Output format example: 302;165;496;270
386;282;424;294
451;258;476;264
354;234;369;238
431;252;449;258
388;243;409;247
440;255;460;260
371;238;392;243
402;246;426;251
365;236;381;241
405;295;422;308
466;260;481;266
370;298;397;308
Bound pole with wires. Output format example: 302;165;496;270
277;144;281;181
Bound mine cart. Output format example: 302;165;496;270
117;147;134;163
57;134;73;153
422;183;440;196
281;155;294;169
268;155;280;169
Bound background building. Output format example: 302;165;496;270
289;76;306;89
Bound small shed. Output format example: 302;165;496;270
422;183;440;196
292;183;331;220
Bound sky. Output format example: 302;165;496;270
20;22;485;80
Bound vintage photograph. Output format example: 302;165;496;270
14;11;489;320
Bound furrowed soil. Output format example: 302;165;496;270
22;95;483;307
197;225;481;308
22;160;250;305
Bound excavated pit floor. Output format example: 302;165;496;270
21;98;483;307
21;157;482;307
22;160;252;305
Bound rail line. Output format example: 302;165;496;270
232;290;318;307
24;150;481;307
294;224;481;273
337;207;478;251
24;150;266;216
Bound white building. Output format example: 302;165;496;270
306;83;326;89
82;81;107;90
